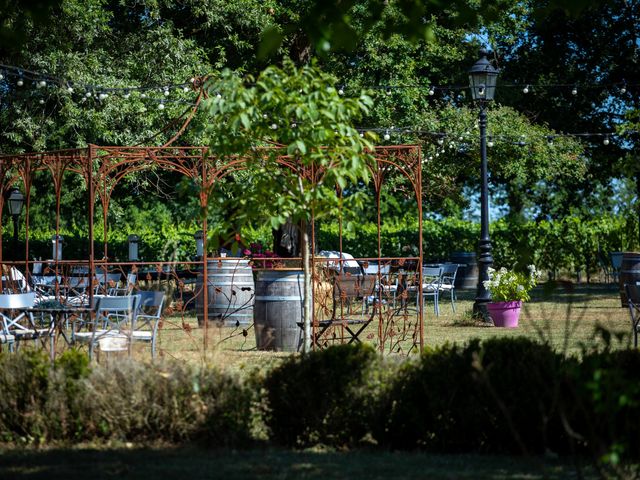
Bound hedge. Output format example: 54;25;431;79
2;339;640;468
6;213;637;279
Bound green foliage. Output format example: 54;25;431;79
0;351;255;446
263;343;383;447
484;265;539;302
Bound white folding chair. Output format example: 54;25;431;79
0;292;45;349
110;273;137;295
417;266;442;316
73;295;138;359
131;291;164;358
439;263;459;312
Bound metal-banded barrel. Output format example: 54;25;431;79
254;270;303;351
196;259;254;327
619;252;640;307
450;251;478;290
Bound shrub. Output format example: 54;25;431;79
263;343;388;448
379;337;567;454
0;351;255;446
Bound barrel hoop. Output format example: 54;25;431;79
257;277;303;282
255;295;302;301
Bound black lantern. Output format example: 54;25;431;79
468;49;498;101
6;188;25;259
194;230;204;259
128;234;140;261
468;49;499;320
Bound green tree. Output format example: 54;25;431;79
202;60;375;352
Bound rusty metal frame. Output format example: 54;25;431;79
0;117;423;355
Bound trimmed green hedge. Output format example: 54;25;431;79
318;214;636;277
7;214;637;278
2;339;640;466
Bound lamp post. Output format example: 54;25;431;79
6;188;25;260
468;49;499;319
128;234;140;261
194;230;204;260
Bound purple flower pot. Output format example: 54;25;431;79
487;301;522;328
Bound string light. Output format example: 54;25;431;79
37;80;46;88
487;138;494;148
603;135;610;145
571;86;578;95
338;86;344;95
547;136;554;146
522;85;530;94
158;100;165;110
16;78;23;87
428;87;435;96
620;82;627;94
383;130;391;140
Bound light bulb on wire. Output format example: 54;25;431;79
523;85;530;94
571;86;578;96
17;78;23;87
383;130;391;141
603;136;610;146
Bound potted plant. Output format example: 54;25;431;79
483;265;540;327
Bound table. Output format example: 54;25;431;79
297;317;373;348
27;307;92;361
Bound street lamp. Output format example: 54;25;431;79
6;188;25;259
128;234;140;261
194;230;204;259
468;49;499;319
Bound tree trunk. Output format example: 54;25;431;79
301;218;312;354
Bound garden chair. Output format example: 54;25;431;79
417;266;442;316
129;290;164;359
438;263;459;312
1;267;28;293
94;273;123;295
0;292;46;349
625;284;640;347
109;272;137;296
73;295;138;359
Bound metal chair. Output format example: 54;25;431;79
109;272;137;296
0;292;41;349
439;263;459;312
131;291;164;359
73;295;139;359
625;283;640;347
417;266;442;316
94;273;123;295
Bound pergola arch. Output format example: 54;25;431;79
0;132;424;353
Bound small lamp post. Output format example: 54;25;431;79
194;230;204;259
51;234;64;261
468;49;499;319
6;188;25;260
128;234;140;261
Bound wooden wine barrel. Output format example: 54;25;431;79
450;252;478;290
196;259;255;327
254;270;304;352
619;252;640;307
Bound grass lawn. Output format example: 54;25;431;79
0;447;601;480
145;281;630;373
